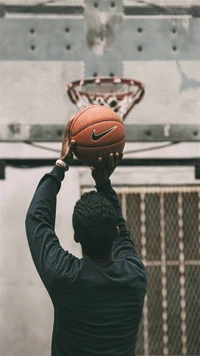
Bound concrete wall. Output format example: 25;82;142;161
0;140;200;356
0;150;82;356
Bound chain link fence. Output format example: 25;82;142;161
116;187;200;356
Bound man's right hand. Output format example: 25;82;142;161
90;152;123;185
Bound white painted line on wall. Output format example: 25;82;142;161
160;192;169;356
178;193;187;356
140;193;149;356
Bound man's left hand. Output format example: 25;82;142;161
60;116;76;165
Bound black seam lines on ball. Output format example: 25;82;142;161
74;136;125;148
70;118;124;136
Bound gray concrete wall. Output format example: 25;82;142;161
0;156;82;356
0;140;200;356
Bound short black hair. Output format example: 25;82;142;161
72;191;118;260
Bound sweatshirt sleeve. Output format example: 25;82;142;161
96;179;143;262
25;166;79;293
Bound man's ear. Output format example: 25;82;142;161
74;232;79;243
116;226;120;236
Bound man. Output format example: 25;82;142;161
25;117;147;356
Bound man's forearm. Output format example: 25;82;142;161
95;179;129;238
25;165;66;289
26;165;65;229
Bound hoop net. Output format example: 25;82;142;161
67;77;145;120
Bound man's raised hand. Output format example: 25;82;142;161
60;116;76;165
90;152;123;185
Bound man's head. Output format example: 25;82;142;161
72;191;119;260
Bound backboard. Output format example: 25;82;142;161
0;0;200;142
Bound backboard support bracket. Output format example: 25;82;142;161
1;157;200;180
0;124;200;142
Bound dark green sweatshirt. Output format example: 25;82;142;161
25;165;147;356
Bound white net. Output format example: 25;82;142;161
67;78;145;120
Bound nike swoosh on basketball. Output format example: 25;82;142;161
92;126;117;141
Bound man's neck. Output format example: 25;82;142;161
82;250;114;264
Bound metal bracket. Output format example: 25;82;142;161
0;160;5;179
195;159;200;179
0;157;199;180
125;125;200;142
0;124;200;142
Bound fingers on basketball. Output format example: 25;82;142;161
114;152;119;167
108;153;114;170
97;157;104;171
66;116;75;133
89;166;96;171
69;115;75;124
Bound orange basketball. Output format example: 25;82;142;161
69;105;125;166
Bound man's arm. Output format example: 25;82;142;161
96;179;129;238
25;118;78;293
96;178;142;261
91;155;143;262
25;165;79;293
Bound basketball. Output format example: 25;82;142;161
69;105;125;166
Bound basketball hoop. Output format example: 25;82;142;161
67;77;145;120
